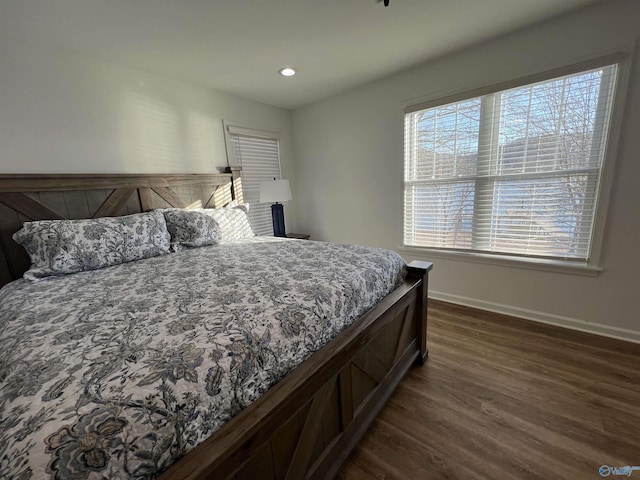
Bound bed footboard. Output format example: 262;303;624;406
161;261;433;480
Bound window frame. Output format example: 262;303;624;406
401;52;632;276
223;121;283;236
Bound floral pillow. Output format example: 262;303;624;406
161;209;221;251
199;204;255;243
13;211;171;281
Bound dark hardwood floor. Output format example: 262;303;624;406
337;300;640;480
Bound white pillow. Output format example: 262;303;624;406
198;204;255;243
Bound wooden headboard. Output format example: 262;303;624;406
0;170;242;288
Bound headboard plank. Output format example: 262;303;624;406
213;183;233;207
205;186;218;207
174;185;191;207
0;173;236;288
86;189;111;215
0;244;10;286
0;192;65;220
63;191;93;219
0;203;30;279
148;191;172;210
124;190;142;215
0;173;232;192
39;191;69;219
152;187;188;209
92;188;136;218
138;187;154;211
204;186;218;209
192;185;211;209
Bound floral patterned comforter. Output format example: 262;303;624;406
0;238;405;479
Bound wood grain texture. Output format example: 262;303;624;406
231;168;244;204
160;270;428;480
285;381;336;480
0;173;432;480
337;300;640;480
0;192;65;220
0;173;231;192
151;186;188;208
138;187;154;212
92;188;135;218
0;173;234;287
407;262;431;364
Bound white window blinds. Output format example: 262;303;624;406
404;64;618;260
228;128;282;236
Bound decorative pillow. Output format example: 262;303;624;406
198;204;255;243
13;211;171;281
161;209;221;251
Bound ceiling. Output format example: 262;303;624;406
0;0;598;109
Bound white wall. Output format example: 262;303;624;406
0;40;298;227
293;0;640;340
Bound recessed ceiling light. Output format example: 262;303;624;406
279;67;297;77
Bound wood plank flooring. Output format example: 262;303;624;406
337;300;640;480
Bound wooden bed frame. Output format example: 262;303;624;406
0;173;433;480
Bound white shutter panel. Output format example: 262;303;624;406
404;64;618;261
229;131;282;236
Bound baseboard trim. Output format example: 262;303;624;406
429;290;640;345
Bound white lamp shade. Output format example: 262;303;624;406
260;179;292;203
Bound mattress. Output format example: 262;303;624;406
0;237;405;479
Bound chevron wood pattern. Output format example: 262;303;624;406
0;173;234;286
180;299;423;480
0;173;434;480
338;300;640;480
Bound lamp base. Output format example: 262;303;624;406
271;203;286;237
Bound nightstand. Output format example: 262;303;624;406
286;233;311;240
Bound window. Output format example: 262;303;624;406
404;63;619;262
225;125;282;236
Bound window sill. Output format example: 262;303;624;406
398;246;602;277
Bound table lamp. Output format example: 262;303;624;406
260;178;292;237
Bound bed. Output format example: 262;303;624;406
0;173;432;480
